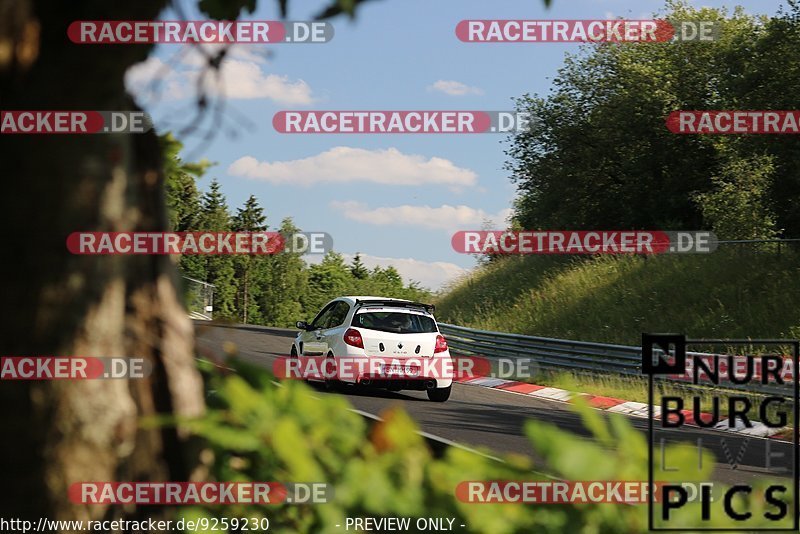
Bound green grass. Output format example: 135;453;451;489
436;246;800;345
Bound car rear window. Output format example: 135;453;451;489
351;311;438;334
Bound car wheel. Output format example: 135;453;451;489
323;353;339;391
289;346;303;381
427;385;451;402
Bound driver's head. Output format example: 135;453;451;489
389;314;412;329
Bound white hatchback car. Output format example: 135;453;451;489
291;296;453;402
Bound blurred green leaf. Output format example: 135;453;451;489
198;0;256;20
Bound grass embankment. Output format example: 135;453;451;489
436;247;800;345
436;248;800;410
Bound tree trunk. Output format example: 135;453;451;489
0;0;205;523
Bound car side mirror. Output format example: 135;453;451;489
296;321;309;330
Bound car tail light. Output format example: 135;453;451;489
434;334;448;353
344;328;364;349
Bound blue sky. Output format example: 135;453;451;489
127;0;788;290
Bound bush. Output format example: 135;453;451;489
152;359;793;533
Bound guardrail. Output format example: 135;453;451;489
182;275;215;320
439;323;642;376
438;323;794;397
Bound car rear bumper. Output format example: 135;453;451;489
332;352;454;389
356;377;451;390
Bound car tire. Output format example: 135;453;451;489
290;346;303;381
427;385;451;402
323;353;339;391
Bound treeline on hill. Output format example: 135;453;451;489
508;0;800;239
162;134;430;326
437;1;800;341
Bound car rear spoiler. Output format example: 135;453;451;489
354;299;435;313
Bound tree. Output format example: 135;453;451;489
694;146;779;240
507;2;800;235
350;253;369;279
232;194;267;233
370;265;404;293
0;0;549;524
726;1;800;233
0;0;206;522
198;179;230;231
198;180;237;319
260;218;308;327
163;133;212;282
345;259;433;302
232;195;268;324
162;133;211;232
304;251;352;313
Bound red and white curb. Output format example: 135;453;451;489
454;376;793;442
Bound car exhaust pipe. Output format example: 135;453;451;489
361;379;371;386
425;379;436;389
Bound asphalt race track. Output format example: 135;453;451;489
195;322;795;488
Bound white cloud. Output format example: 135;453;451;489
428;80;484;96
228;147;478;189
213;60;313;103
126;56;191;100
330;201;512;232
180;44;271;67
125;50;313;105
306;253;469;291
